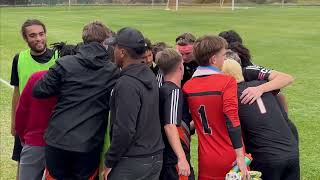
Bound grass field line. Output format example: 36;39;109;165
0;78;13;89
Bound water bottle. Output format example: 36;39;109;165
229;154;252;173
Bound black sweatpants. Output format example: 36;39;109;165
107;153;163;180
45;145;101;180
251;158;300;180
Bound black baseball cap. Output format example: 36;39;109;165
107;27;147;49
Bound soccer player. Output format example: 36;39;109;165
142;38;154;66
151;41;171;87
10;19;57;180
142;38;163;87
175;32;198;85
15;70;56;180
183;35;249;179
156;48;195;180
104;27;164;180
222;59;299;180
14;42;80;180
32;21;118;179
220;30;298;142
225;48;294;104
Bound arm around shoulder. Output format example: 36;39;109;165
32;63;63;98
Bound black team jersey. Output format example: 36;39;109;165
243;65;271;82
150;63;163;87
237;80;299;163
182;61;198;85
159;81;191;166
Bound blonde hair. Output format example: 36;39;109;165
222;59;244;83
156;48;182;75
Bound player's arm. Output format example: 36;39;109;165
105;80;140;170
32;63;63;98
241;66;294;104
223;77;249;179
163;89;190;176
164;125;190;176
11;87;20;136
10;54;19;136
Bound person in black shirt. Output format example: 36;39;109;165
156;48;195;180
175;32;198;85
151;41;171;87
141;38;167;87
104;27;164;180
223;39;299;142
222;59;299;180
33;21;117;180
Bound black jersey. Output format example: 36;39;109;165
237;80;298;163
159;81;191;166
242;65;272;82
182;61;198;85
150;63;163;87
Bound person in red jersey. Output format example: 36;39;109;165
182;35;249;180
15;70;57;180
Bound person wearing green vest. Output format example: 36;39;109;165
10;19;57;180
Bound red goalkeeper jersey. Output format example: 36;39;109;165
183;66;243;180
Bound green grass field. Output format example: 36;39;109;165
1;5;320;179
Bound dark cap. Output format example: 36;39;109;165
107;27;147;49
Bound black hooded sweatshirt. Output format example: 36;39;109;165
33;42;119;152
105;63;164;168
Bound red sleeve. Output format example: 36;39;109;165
16;71;48;137
223;77;243;149
15;73;37;139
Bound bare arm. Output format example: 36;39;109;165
164;124;190;176
235;148;250;180
259;70;294;93
11;87;20;136
241;70;294;104
277;92;288;113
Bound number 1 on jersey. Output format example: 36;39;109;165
198;105;212;135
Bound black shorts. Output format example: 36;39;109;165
251;158;300;180
12;135;23;161
160;165;195;180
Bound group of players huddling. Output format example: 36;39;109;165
11;19;299;180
